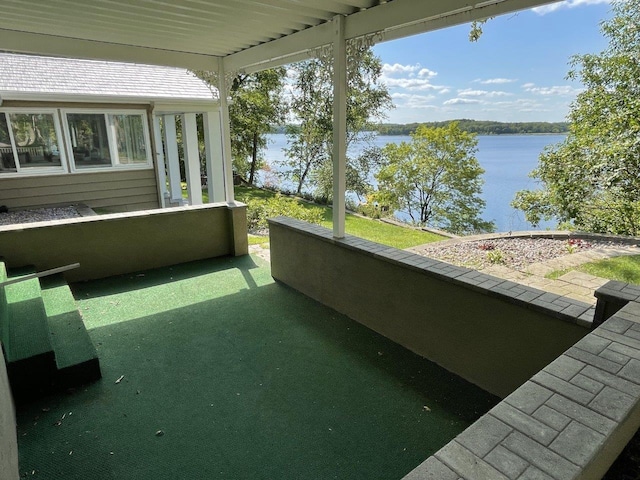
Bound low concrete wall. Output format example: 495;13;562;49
269;217;591;398
407;301;640;480
0;347;19;480
0;202;248;282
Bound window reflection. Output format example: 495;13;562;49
8;113;62;168
111;114;148;164
0;114;16;172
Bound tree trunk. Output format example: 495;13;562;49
248;131;258;185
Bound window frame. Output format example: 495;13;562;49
62;108;154;173
0;108;69;177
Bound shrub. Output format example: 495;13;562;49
486;249;506;265
246;194;324;233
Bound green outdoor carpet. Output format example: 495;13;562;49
16;255;498;479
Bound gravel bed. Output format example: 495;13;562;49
413;237;637;270
0;206;82;226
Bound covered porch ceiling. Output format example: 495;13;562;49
1;0;558;73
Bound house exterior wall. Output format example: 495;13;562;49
1;100;161;213
0;169;159;212
269;217;590;399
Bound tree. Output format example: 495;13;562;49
373;123;495;235
195;68;287;185
282;45;392;200
512;0;640;235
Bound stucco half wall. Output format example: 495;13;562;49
269;217;591;398
0;203;248;282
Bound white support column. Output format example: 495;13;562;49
217;58;236;204
203;110;226;203
152;115;167;208
181;113;203;206
163;115;183;205
332;15;347;239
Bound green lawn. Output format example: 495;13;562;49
235;186;444;249
547;255;640;285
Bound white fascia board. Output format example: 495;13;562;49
379;0;561;42
0;92;218;108
152;102;220;114
0;29;219;71
224;0;557;73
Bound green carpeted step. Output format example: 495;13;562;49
3;266;57;400
40;274;101;386
0;260;8;358
3;268;54;364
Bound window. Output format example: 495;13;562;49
0;114;15;173
64;110;152;171
112;114;148;165
0;108;151;177
0;111;65;175
66;113;112;168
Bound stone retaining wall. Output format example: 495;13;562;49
269;217;640;479
0;202;248;282
269;217;591;398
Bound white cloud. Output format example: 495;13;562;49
418;68;437;78
443;98;482;105
458;88;512;98
382;63;419;76
523;84;582;95
532;0;610;15
474;78;517;84
380;63;445;92
383;77;447;91
391;93;438;109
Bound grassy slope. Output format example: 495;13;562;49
234;186;444;249
548;255;640;285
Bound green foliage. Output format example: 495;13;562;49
376;120;569;136
373;122;495;235
547;255;640;285
245;194;324;232
513;0;640;235
236;185;444;248
194;68;287;184
282;46;392;199
486;249;505;265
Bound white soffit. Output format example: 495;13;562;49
0;0;558;72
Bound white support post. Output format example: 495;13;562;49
217;59;236;204
181;113;203;206
163;114;183;205
203;110;226;203
332;15;347;239
152;115;167;208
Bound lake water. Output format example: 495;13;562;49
260;133;566;233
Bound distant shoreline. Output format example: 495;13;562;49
272;119;569;136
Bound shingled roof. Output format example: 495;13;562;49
0;53;217;103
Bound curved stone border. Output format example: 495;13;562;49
414;230;640;249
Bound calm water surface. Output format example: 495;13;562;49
261;133;566;232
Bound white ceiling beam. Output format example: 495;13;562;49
225;0;557;73
224;21;334;73
0;29;219;70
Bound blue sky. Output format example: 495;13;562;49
373;0;613;123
